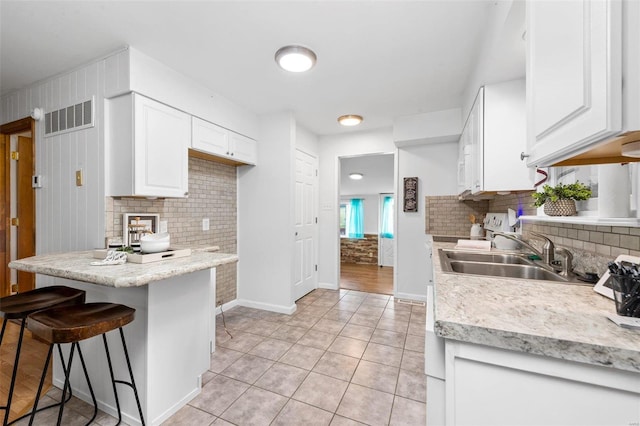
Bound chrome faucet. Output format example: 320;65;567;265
492;231;573;275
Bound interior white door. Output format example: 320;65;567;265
294;149;318;300
379;194;394;267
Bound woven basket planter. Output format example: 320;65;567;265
543;199;577;216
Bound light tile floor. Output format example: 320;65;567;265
166;289;426;425
18;289;426;426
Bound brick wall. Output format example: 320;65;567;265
105;156;237;304
425;192;537;236
341;234;378;264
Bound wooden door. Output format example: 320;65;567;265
15;136;35;292
1;117;36;296
1;134;8;296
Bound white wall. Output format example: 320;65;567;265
318;128;396;288
1;57;107;263
393;108;462;146
105;47;258;139
237;112;296;313
395;142;458;301
296;123;319;156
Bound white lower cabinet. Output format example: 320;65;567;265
442;341;640;426
106;93;190;198
192;116;257;165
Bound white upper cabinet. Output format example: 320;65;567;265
458;80;531;195
106;93;190;198
525;0;622;167
191;117;257;165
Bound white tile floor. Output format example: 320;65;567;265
22;289;426;425
165;289;426;425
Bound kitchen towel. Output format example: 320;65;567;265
455;240;491;250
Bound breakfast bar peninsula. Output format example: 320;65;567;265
9;250;238;426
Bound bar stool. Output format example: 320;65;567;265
0;285;86;426
27;303;145;426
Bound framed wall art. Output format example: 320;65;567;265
123;213;159;246
403;177;418;212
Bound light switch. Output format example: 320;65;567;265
159;221;168;233
75;169;83;186
202;218;210;231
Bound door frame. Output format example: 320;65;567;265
1;117;36;297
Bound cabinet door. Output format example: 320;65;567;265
192;117;230;157
134;95;190;197
229;132;257;165
469;88;484;194
526;0;622;167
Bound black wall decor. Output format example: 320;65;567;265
403;177;418;212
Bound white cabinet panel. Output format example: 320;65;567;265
192;116;228;157
229;131;257;165
458;80;530;195
191;116;257;165
526;0;622;167
107;93;190;198
446;341;640;426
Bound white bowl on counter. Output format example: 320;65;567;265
140;232;170;253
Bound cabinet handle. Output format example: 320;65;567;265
226;151;230;155
230;152;234;156
520;152;529;161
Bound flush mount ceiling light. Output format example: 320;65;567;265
622;141;640;157
338;115;363;126
275;45;317;72
349;173;364;180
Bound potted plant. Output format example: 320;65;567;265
532;182;592;216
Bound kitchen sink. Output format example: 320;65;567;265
438;249;584;283
442;250;533;265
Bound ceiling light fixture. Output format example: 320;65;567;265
349;173;364;180
338;115;363;126
275;45;317;72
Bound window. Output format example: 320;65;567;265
340;199;364;238
380;195;394;238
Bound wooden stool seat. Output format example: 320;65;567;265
0;286;85;426
28;303;135;344
26;303;144;426
0;286;86;319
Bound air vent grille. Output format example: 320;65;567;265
44;97;94;137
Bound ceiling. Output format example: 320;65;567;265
340;154;394;196
0;1;523;136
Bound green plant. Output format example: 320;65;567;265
532;182;592;208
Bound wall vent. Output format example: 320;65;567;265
44;97;94;137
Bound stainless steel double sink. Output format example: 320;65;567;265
438;249;583;283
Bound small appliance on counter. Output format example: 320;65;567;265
484;211;520;250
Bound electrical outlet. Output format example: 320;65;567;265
159;220;168;233
202;218;210;231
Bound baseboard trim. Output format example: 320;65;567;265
395;291;427;303
236;299;297;315
215;299;238;315
318;282;339;290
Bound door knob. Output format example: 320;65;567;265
520;152;530;161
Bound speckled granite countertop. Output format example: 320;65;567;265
432;241;640;373
9;250;238;288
